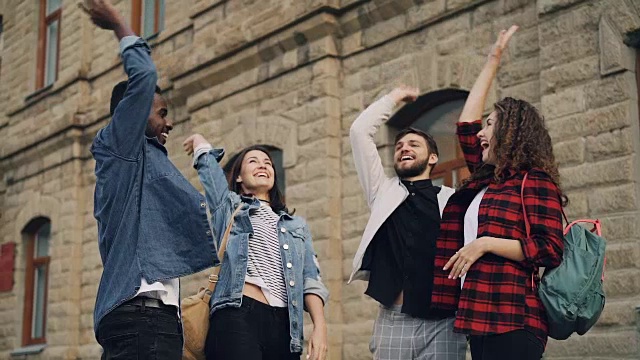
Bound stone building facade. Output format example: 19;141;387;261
0;0;639;359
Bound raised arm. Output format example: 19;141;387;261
349;86;418;207
458;25;518;123
86;1;156;159
455;26;518;172
184;134;237;244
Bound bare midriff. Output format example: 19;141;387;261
243;282;269;304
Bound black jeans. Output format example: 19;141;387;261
470;330;544;360
97;298;182;360
205;296;300;360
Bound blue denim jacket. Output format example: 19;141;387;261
194;149;329;353
91;37;216;335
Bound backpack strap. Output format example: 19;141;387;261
563;219;602;236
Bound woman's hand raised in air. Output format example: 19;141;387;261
182;134;208;156
488;25;518;62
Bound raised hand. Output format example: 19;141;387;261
458;25;518;124
182;134;209;156
488;25;518;61
388;85;420;106
79;0;134;39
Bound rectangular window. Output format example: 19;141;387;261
132;0;165;38
22;221;51;346
36;0;62;89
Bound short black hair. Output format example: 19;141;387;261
394;127;439;156
110;80;162;116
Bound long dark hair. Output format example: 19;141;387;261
461;97;568;206
227;145;290;214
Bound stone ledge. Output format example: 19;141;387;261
600;16;636;76
10;344;46;357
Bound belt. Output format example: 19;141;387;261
122;297;173;310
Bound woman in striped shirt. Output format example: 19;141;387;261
183;137;329;360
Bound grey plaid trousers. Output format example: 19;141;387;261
369;305;467;360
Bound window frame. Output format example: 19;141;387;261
131;0;164;38
36;0;62;89
21;219;51;347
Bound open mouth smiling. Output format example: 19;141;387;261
399;154;415;163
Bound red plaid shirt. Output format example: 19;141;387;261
430;120;564;346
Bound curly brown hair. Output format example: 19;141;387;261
462;97;567;205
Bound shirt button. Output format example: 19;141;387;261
206;230;211;236
281;227;287;233
200;202;206;208
287;263;292;269
410;182;414;185
283;244;289;250
292;300;297;306
411;193;415;196
289;280;295;287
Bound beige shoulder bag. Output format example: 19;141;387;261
182;204;242;360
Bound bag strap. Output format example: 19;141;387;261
203;204;242;303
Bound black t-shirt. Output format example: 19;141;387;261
362;179;454;319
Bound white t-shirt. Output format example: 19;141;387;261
461;187;488;288
135;277;180;310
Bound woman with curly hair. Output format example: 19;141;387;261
431;26;566;360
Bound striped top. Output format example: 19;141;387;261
245;201;288;307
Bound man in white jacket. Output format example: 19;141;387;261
349;86;466;360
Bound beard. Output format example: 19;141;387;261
394;157;429;179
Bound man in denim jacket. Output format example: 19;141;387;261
86;2;215;359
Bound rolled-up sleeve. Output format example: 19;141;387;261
519;171;564;268
301;225;329;308
456;120;483;173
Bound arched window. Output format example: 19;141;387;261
388;89;470;188
21;218;51;346
223;145;286;196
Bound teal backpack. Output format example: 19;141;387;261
521;174;606;340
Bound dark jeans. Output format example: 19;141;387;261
469;330;544;360
205;296;300;360
97;298;182;360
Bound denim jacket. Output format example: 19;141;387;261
91;37;216;336
194;149;329;353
